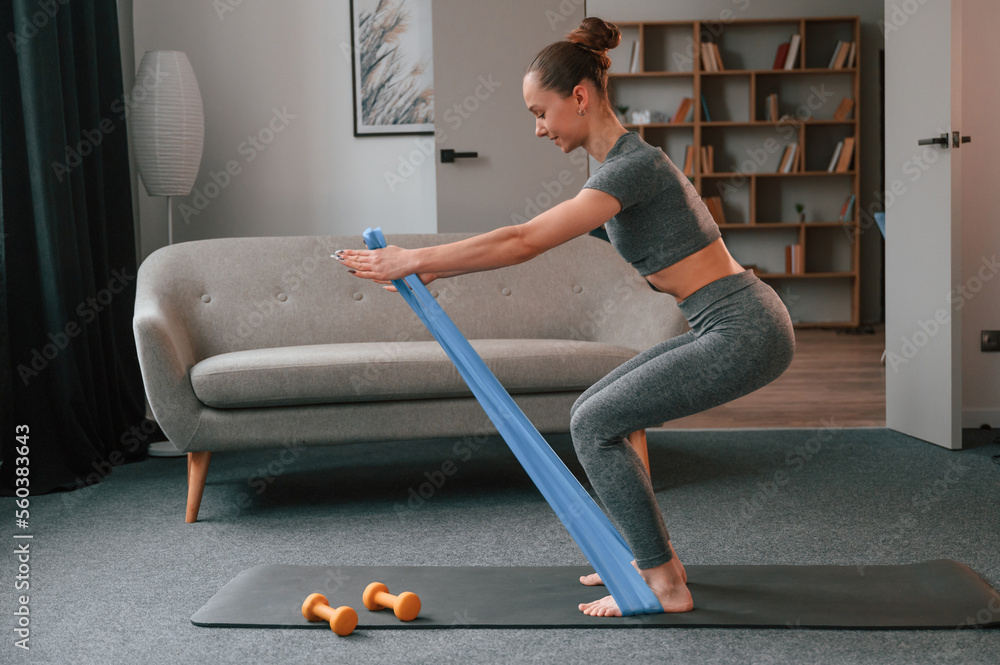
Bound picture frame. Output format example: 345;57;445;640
350;0;435;136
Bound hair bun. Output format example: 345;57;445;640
567;17;622;68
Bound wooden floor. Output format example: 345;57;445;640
660;324;887;429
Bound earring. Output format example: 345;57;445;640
578;108;586;116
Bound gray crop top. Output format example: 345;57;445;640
583;131;721;276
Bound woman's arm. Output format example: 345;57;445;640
337;187;622;283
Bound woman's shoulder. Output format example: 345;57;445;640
608;133;668;165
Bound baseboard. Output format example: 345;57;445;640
962;409;1000;429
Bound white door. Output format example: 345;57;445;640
884;0;965;449
432;0;586;233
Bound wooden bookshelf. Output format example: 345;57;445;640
607;16;862;327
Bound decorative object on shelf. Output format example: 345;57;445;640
795;203;806;223
630;109;651;125
129;50;205;457
349;0;434;136
616;105;630;123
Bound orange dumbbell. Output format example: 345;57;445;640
362;582;421;621
301;593;358;636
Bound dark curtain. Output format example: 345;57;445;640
0;0;150;495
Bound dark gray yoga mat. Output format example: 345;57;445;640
191;560;1000;629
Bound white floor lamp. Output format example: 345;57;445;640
129;50;204;457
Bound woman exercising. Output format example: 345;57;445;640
337;17;795;617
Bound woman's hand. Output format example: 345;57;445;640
334;246;438;291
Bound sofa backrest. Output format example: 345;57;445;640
135;233;687;362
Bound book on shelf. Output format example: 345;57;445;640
700;145;714;174
700;41;717;72
778;143;799;173
700;41;725;71
701;94;712;122
829;41;849;69
773;41;790;69
712;42;725;71
846;41;856;68
827;140;844;172
683;145;695;176
671;97;694;123
766;93;779;122
834;137;856;172
840;194;856;222
702;196;726;224
833;97;855;121
785;243;805;274
628;41;640;73
783;34;801;69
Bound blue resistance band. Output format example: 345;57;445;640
362;227;662;616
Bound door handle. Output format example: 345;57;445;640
952;131;971;148
917;133;949;147
441;149;479;163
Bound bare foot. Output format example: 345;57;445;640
579;560;693;617
579;541;687;586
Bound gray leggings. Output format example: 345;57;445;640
569;269;795;569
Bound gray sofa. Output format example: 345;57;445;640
132;233;688;522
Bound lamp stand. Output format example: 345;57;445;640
148;194;186;458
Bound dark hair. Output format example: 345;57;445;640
526;17;622;107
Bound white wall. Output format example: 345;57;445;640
588;0;886;326
960;0;1000;427
130;0;437;260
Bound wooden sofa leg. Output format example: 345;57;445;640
186;452;212;523
627;430;650;477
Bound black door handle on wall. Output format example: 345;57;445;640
917;133;949;147
441;149;479;163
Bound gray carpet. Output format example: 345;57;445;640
5;427;1000;664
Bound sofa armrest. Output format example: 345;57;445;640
133;298;204;451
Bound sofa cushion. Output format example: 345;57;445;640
190;339;637;409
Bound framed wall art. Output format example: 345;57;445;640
350;0;434;136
